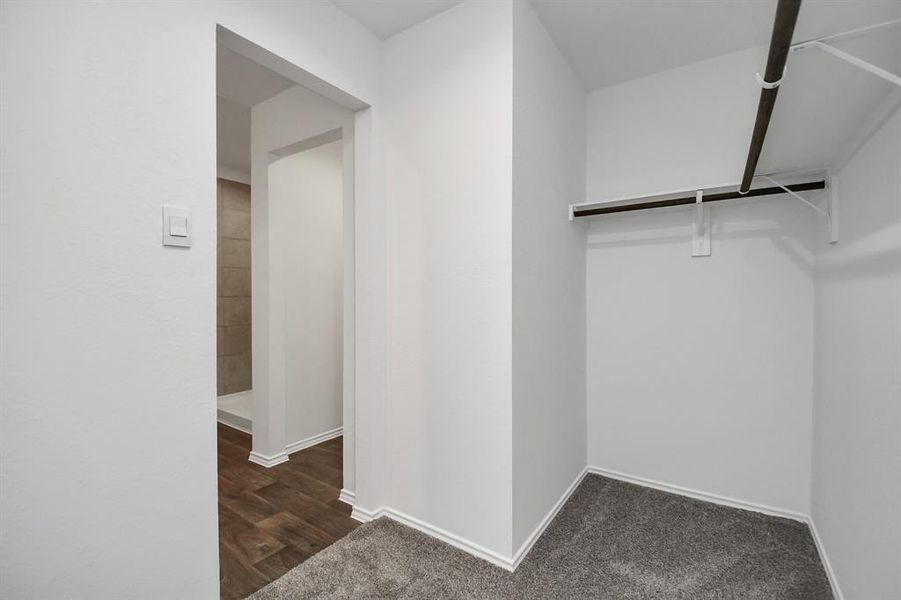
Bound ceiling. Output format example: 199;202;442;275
331;0;463;40
532;0;901;90
329;0;901;90
217;45;296;109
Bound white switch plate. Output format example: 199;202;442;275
162;205;191;247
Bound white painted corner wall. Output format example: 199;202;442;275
381;0;515;558
810;106;901;600
365;0;592;565
511;0;587;553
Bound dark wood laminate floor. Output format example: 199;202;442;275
217;424;358;600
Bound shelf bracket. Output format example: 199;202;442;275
811;41;901;88
791;18;901;89
758;174;838;244
692;189;711;257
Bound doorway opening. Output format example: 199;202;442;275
214;26;366;599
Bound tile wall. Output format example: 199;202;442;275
217;178;252;396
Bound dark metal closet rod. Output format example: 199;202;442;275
573;180;825;217
738;0;803;194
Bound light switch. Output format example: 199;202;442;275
169;215;188;237
162;205;191;247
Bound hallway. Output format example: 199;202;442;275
217;425;357;599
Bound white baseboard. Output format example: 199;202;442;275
248;450;289;468
350;504;379;523
285;427;343;456
587;465;808;522
339;488;356;506
510;466;588;570
217;390;252;433
349;466;587;573
384;508;516;571
217;413;251;434
351;504;516;571
806;516;844;600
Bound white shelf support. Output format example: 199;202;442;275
812;41;901;88
791;18;901;50
759;175;828;218
692;189;711;257
791;19;901;89
758;174;838;244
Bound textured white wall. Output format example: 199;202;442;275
586;47;762;202
584;49;816;515
0;2;378;598
586;200;816;514
812;107;901;600
511;0;587;552
381;0;515;557
270;141;344;446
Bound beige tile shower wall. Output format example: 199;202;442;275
217;178;252;396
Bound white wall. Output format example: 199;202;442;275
586;47;763;202
511;0;587;552
250;86;355;482
586;201;816;514
584;49;816;515
0;2;379;598
217;95;251;181
381;0;515;557
811;107;901;600
269;140;344;446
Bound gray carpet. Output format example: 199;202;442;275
249;475;833;599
